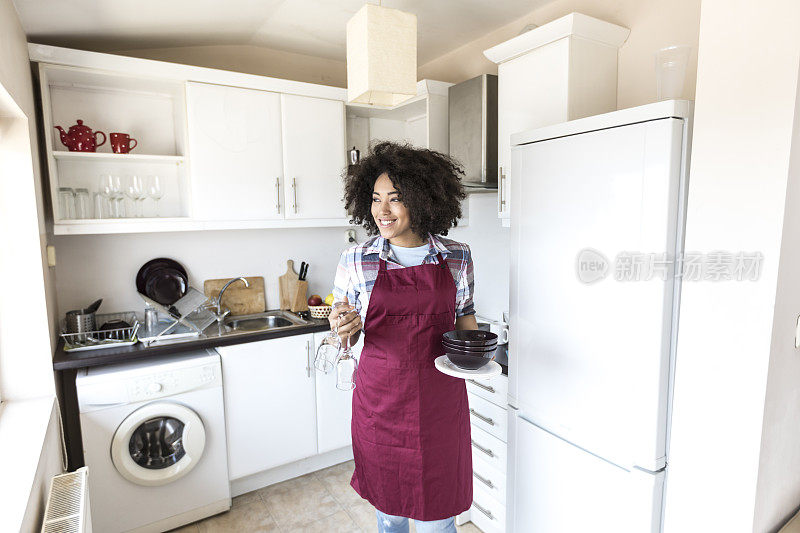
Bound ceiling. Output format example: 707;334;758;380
12;0;544;65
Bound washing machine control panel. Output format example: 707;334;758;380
126;364;216;402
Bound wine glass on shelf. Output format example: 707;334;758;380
314;301;352;373
98;174;119;218
146;175;163;217
336;333;358;391
125;175;144;217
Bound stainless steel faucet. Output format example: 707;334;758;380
208;277;249;322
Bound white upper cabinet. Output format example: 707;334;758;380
483;13;630;224
187;82;284;221
281;94;347;220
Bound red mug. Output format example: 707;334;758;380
110;132;138;154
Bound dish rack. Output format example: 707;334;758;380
61;311;140;352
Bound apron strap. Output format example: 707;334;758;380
435;252;447;269
379;256;388;272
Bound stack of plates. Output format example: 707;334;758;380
441;330;498;370
136;258;188;306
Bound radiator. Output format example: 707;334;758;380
41;467;91;533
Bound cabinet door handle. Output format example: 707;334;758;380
467;379;495;393
471;439;495;458
306;340;311;377
473;501;494;521
292;177;298;214
498;166;506;210
469;408;494;426
473;472;494;489
275;177;281;214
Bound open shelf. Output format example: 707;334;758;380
51;151;185;164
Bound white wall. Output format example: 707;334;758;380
663;1;800;531
418;0;700;110
0;0;55;400
753;59;800;532
54;198;507;322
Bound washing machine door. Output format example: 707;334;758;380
111;401;206;486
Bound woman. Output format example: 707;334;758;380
331;141;478;533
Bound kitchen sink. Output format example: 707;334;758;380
223;310;309;333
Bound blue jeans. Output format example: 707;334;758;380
375;509;457;533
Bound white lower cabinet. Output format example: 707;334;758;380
458;373;509;531
217;334;317;480
313;331;362;453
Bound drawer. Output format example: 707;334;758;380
466;374;508;408
470;424;507;474
471;481;506;533
468;392;508;443
472;454;507;505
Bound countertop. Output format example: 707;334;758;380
53;317;509;376
53;317;332;370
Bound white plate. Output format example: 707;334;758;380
434;355;503;379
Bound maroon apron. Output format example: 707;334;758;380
350;252;472;520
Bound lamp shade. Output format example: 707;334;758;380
346;3;417;106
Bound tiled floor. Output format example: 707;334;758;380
169;460;483;533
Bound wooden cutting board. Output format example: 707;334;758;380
278;260;298;310
204;277;266;316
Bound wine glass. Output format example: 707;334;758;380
314;301;351;373
98;174;120;218
147;175;163;217
336;334;358;391
125;175;144;217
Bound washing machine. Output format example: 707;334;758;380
76;350;230;532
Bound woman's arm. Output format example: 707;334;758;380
454;243;478;331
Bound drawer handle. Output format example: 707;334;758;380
471;439;495;458
473;501;494;521
470;408;495;426
473;472;494;489
468;379;495;393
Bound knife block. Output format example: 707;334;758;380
290;280;309;313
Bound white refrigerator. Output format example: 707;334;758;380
506;100;693;532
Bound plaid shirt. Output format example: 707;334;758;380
333;234;475;327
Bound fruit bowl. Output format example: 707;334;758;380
309;305;332;319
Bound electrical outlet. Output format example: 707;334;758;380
46;245;56;267
345;229;357;244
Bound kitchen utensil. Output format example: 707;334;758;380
278;259;299;310
445;351;495;370
58;187;76;220
85;298;103;314
54;119;106;152
203;277;266;316
291;281;309;313
299;261;309;281
146;175;163;216
349;146;360;165
136;258;188;295
74;188;91;219
98;319;131;340
145;267;187;305
314;301;350;372
144;306;158;331
442;330;498;345
336;334;358;390
110;132;138;154
434;355;502;379
124;175;145;217
61;311;139;351
65;299;102;343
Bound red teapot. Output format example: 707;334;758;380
55;119;106;152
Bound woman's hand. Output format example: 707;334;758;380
329;302;362;344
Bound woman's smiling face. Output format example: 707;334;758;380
371;173;418;244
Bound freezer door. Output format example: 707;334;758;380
508;412;664;533
509;118;685;470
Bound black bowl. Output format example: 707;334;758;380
442;340;497;353
442;330;498;346
445;345;498;357
446;352;494;370
442;339;497;351
136;258;187;295
144;267;187;305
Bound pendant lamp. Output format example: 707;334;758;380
346;3;417;106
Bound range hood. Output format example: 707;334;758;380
449;74;498;191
